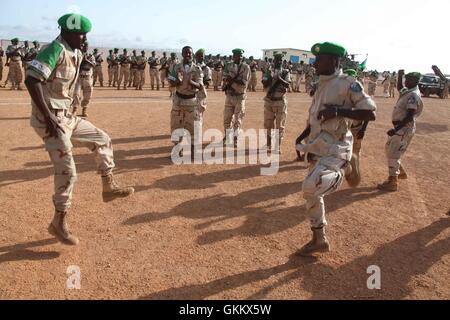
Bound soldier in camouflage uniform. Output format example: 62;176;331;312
212;54;224;91
135;50;147;90
159;52;168;88
262;53;291;154
148;51;161;90
248;56;258;92
110;48;120;87
24;14;134;246
378;71;423;192
117;49;131;90
295;42;376;256
6;38;24;90
73;41;96;117
389;72;397;98
106;49;113;86
129;50;138;88
92;48;104;87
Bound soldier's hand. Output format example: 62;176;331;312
387;128;397;137
45;113;66;138
318;105;338;121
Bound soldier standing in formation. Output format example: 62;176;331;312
167;52;179;97
135;50;147;90
378;71;423;192
148;51;161;91
367;71;378;97
25;13;134;245
159;52;168;88
295;42;376;256
168;46;204;157
73;41;96;118
304;64;315;95
262;53;291;154
222;49;250;145
389;71;397;98
117;49;131;90
110;48;120;87
382;72;391;98
248;56;258;92
195;49;209;121
6;38;24;90
212;54;224;91
106;49;113;86
92;48;104;87
129;50;138;88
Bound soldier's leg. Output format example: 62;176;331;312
232;96;246;137
16;62;24;90
124;69;130;89
298;157;346;256
93;68;98;86
156;70;161;90
108;67;112;86
113;66;119;87
98;67;104;87
70;117;134;202
275;101;288;153
223;96;236;141
81;78;93;117
263;100;275;149
160;69;166;88
170;100;184;145
150;69;155;90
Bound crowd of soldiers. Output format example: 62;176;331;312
5;13;434;256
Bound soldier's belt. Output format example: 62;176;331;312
176;92;197;99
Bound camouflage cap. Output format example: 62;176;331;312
311;42;346;58
58;13;92;33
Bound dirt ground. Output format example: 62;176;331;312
0;68;449;300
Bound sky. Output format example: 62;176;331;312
1;0;449;73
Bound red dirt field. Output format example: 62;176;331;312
0;72;449;300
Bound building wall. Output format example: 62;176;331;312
262;48;315;65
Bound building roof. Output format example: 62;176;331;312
261;48;312;53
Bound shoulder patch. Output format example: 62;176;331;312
407;96;417;105
350;82;363;93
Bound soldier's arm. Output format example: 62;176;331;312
25;42;66;138
388;95;418;135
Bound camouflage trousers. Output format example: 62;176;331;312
111;65;119;86
249;72;257;91
389;83;396;98
212;70;222;89
385;127;415;177
135;70;145;89
32;113;115;212
73;75;93;109
224;94;246;137
118;66;130;88
350;123;364;157
295;74;302;92
303;156;347;228
93;65;103;85
107;66;113;84
170;94;201;144
8;60;23;89
129;68;137;87
160;69;167;86
150;68;160;89
264;97;288;140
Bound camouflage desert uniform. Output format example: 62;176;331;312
129;53;138;87
249;60;258;92
117;51;131;90
367;74;377;97
110;51;120;87
135;53;147;90
6;43;24;89
93;52;104;86
196;60;210;119
170;61;204;144
223;61;251;139
383;73;391;97
263;66;291;148
304;65;315;94
167;56;179;96
389;74;397;98
27;36;115;212
73;50;96;113
106;51;113;86
148;55;161;90
212;58;224;90
300;70;376;228
385;86;423;177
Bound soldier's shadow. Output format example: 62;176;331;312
0;238;60;264
139;217;450;300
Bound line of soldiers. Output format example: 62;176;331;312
0;38;41;90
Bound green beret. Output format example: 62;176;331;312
114;48;119;52
406;72;422;80
11;38;19;43
123;49;127;52
273;53;284;60
232;48;245;55
58;13;92;33
311;42;347;57
344;69;357;77
196;48;205;55
33;41;39;45
170;52;176;57
93;48;98;52
141;50;145;54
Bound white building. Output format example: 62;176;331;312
262;48;315;64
